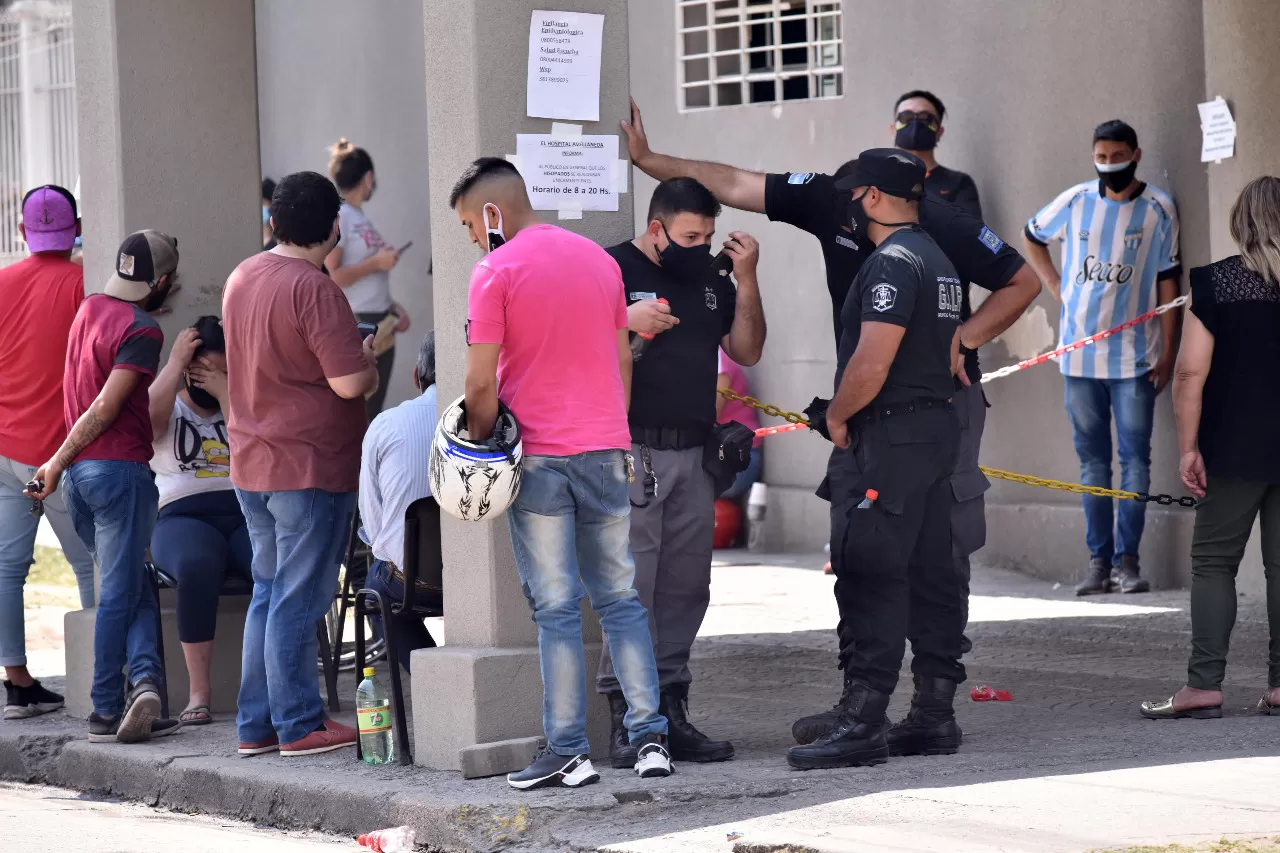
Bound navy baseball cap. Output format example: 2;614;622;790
833;148;927;200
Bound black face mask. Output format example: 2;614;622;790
658;225;712;280
1096;161;1139;194
185;375;220;412
895;119;938;152
848;190;916;239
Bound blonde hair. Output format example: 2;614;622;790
327;138;374;191
1230;176;1280;284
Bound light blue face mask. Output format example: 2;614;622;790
262;205;271;227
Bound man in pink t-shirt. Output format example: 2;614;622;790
452;158;670;789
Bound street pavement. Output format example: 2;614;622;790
7;554;1280;852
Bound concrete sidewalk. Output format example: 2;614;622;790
5;555;1280;852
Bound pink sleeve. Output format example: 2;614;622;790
610;261;627;331
467;262;507;345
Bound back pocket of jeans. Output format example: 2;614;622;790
598;456;630;518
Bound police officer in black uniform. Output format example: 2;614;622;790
785;149;962;768
620;100;1042;751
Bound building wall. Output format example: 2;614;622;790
627;0;1213;586
256;0;433;410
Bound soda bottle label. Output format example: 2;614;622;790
358;702;392;735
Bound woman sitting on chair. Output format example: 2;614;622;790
148;316;250;725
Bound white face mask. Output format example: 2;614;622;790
482;203;506;253
1095;160;1135;174
1095;158;1138;194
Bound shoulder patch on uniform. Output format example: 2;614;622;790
788;172;815;185
978;226;1004;254
870;283;897;312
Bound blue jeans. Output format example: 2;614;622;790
234;488;355;745
508;451;667;756
366;559;436;673
720;446;763;500
63;460;161;717
0;453;96;667
1064;376;1157;563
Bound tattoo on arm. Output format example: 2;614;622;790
53;409;111;470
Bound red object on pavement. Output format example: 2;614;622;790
713;498;742;549
970;685;1012;702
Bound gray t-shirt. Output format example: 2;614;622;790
336;203;392;313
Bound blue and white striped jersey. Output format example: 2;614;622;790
1026;180;1180;379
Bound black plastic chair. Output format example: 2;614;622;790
353;496;444;765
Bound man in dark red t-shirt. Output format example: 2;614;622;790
28;229;183;745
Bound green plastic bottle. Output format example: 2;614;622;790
356;666;396;765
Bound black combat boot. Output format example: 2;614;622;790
661;684;734;762
791;672;853;744
885;674;963;757
787;681;890;770
607;692;638;769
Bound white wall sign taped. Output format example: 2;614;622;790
550;122;582;139
1199;96;1236;163
613;161;629;194
527;11;604;121
516;133;619;213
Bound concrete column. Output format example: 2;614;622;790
413;0;633;772
15;3;54;188
1202;0;1280;259
63;0;262;717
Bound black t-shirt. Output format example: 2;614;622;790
925;165;982;219
608;242;736;432
764;171;1023;383
836;226;962;407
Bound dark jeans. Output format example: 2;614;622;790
357;311;395;420
150;491;252;644
826;407;964;695
1187;475;1280;690
366;559;436;672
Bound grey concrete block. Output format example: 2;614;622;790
458;735;544;779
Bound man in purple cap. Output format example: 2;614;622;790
27;229;183;744
0;185;97;721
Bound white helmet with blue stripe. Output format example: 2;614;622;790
430;395;524;522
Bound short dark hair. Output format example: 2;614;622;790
270;171;341;247
414;330;436;389
646;177;721;224
260;177;276;203
449;157;523;209
192;315;225;357
1093;120;1139;150
22;184;77;218
895;90;945;121
328;139;375;192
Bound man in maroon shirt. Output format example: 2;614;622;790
28;230;182;744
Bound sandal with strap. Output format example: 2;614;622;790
1140;696;1222;720
179;705;213;726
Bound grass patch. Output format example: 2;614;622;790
1095;839;1280;853
29;545;79;588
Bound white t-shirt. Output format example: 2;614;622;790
336;203;392;314
151;395;234;509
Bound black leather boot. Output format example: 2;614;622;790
886;674;963;757
607;692;638;769
787;681;890;770
661;685;734;762
791;672;853;744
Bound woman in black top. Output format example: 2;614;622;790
1141;176;1280;719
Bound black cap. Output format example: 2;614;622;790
833;148;927;200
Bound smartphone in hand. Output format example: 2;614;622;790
357;321;378;339
398;240;414;254
711;250;733;277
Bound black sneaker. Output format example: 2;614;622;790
117;680;162;744
150;718;183;739
1115;555;1151;594
3;679;65;720
87;713;121;743
506;748;599;790
1075;557;1113;596
635;734;673;779
606;692;638;769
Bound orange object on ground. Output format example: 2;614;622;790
970;685;1013;702
713;498;742;549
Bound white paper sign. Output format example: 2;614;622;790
1198;96;1236;163
527;10;604;121
516;133;619;213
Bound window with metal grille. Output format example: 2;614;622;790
678;0;843;111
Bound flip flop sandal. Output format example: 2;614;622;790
179;705;213;726
1140;697;1222;720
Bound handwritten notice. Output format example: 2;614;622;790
526;10;604;121
516;133;619;213
1199;96;1236;163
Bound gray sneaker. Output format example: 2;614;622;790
117;680;162;743
1115;555;1150;594
1075;557;1113;596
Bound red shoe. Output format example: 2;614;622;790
280;720;357;757
238;734;280;756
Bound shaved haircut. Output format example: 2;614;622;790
449;157;528;209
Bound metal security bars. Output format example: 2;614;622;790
677;0;843;112
0;1;77;268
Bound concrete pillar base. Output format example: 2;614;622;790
410;644;610;772
64;594;250;720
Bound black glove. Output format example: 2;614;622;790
804;397;832;442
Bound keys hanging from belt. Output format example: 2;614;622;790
630;445;659;507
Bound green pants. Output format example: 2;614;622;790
1188;476;1280;690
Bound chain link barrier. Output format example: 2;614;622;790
717;388;1197;507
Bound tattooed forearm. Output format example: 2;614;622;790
53;409;111;470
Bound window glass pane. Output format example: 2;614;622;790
683;30;709;56
685;85;712;109
682;3;708;29
782;75;809;101
815;42;840;68
749;79;776;103
684;57;710;83
717;82;744;106
715;54;741;76
713;25;741;51
816;14;840;42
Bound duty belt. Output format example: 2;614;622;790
630;425;709;451
851;397;951;428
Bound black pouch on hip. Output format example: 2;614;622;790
703;421;755;497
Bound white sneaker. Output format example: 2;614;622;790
507;748;600;790
635;734;673;779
